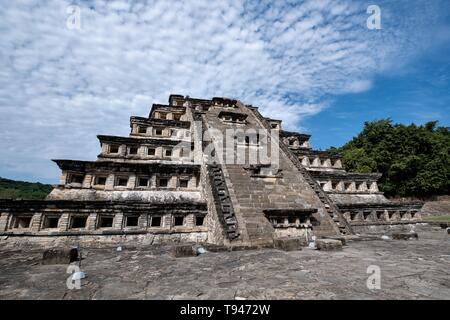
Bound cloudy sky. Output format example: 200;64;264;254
1;0;449;183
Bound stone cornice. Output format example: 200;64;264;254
309;170;382;181
130;116;191;128
291;148;342;159
52;159;200;174
263;208;318;216
0;199;207;212
148;103;186;118
280;130;311;141
337;201;424;211
97;135;190;146
218;110;248;120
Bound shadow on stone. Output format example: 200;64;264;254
169;244;197;258
392;232;418;240
42;248;78;265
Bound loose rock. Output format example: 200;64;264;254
273;237;304;251
315;239;343;251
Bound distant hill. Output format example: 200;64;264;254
0;177;53;200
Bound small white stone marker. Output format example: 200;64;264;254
72;271;85;280
197;247;207;254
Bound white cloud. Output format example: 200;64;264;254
344;79;373;93
0;0;445;182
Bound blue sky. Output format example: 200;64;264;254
310;43;450;149
0;0;449;183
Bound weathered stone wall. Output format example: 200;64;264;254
328;193;389;204
351;222;430;235
0;201;209;248
47;188;203;202
0;232;208;249
273;227;310;241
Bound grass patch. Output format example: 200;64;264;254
422;215;450;222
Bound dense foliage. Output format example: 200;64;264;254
329;119;450;197
0;177;52;200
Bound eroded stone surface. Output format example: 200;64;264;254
392;232;419;240
42;248;78;265
0;226;448;300
315;239;343;251
273;237;304;251
170;244;197;258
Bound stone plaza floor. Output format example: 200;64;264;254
0;225;448;300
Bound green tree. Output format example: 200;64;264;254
0;177;52;200
329;119;450;197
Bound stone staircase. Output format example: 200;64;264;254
299;168;352;235
207;164;239;240
198;104;348;245
222;164;277;246
249;107;353;236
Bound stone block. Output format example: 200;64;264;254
315;239;343;251
273;237;304;251
169;244;197;258
392;232;418;240
324;236;346;246
203;243;229;252
42;248;78;265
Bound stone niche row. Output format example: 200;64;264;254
63;171;199;191
317;180;379;193
100;142;192;160
342;209;421;223
282;137;310;149
1;211;207;234
300;156;343;168
267;216;311;229
130;123;191;139
152;110;186;121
